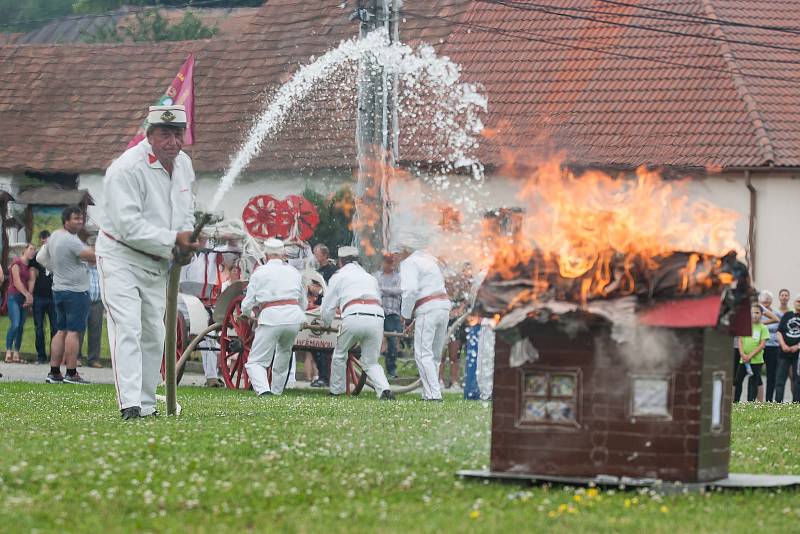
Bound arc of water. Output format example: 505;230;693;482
208;30;390;212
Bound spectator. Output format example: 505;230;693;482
306;273;330;388
778;288;791;314
734;304;769;402
759;290;782;401
299;274;324;385
775;294;800;403
81;263;104;368
45;206;96;384
373;253;402;379
4;244;36;364
313;244;338;283
440;263;473;388
30;230;56;364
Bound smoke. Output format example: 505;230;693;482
601;324;688;374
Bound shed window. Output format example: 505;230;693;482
630;376;672;419
521;371;578;425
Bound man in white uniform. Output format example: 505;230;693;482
320;246;393;400
396;245;451;401
240;238;306;397
96;105;199;420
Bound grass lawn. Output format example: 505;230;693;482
1;385;799;533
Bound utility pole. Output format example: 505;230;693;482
353;0;399;269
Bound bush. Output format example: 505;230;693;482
302;185;354;254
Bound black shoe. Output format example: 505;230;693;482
64;373;90;385
310;379;328;388
46;372;64;384
258;391;274;398
142;410;159;417
379;390;396;401
121;407;141;420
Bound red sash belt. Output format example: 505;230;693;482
413;292;449;312
255;299;300;315
101;230;163;262
342;298;381;312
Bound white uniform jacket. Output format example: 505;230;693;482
96;140;195;275
399;250;452;319
320;263;384;326
241;259;307;326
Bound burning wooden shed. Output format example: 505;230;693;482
473;232;751;483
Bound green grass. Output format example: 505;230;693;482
1;386;799;533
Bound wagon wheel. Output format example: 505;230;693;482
218;293;255;389
161;312;187;385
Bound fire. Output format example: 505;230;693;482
348;154;743;311
484;156;742;305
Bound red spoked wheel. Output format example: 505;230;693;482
161;312;187;385
242;195;292;239
218;294;255;389
285;194;320;241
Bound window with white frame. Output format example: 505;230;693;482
630;375;672;419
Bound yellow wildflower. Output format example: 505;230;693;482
469;510;480;519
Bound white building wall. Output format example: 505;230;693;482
747;173;800;295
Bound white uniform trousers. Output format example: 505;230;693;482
414;308;450;400
202;338;220;379
330;315;391;396
477;321;496;401
245;323;301;395
97;256;167;416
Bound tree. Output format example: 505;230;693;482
82;10;217;43
302;185;354;253
0;1;265;33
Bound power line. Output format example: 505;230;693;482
402;10;800;85
392;8;800;70
595;0;800;37
476;0;800;55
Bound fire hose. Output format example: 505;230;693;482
164;213;213;415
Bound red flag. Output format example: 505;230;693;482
127;54;195;148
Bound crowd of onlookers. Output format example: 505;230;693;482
734;288;800;403
1;207;101;383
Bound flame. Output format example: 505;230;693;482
483;155;741;305
344;153;742;312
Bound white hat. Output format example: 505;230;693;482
264;238;285;255
147;105;187;127
337;246;359;258
389;233;428;253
